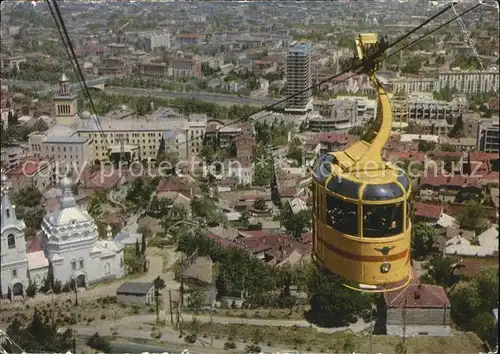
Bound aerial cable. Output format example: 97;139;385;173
384;2;483;62
179;3;461;150
452;2;485;71
46;0;110;151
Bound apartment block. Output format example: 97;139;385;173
435;70;499;94
285;41;312;113
76;111;207;164
407;97;465;136
477;119;500;153
137;57;201;78
143;33;170;52
389;78;435;94
309;99;359;132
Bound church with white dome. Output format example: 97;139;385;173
0;171;124;299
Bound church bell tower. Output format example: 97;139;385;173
53;73;78;126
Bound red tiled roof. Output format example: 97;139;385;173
414;202;443;219
236;233;310;261
306;132;356;147
8;158;49;176
280;187;297;198
156;176;191;196
384;284;450;308
85;168;122;189
301;232;312;244
488;96;499;111
420;174;480;187
470;152;499;162
26;233;43;253
385;151;426;162
207;232;240;249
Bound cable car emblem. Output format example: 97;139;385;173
374;246;395;256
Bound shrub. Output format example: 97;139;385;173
224;341;236;350
26;280;37;298
86;332;111;353
244;344;261;353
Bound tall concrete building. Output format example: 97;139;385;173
285;41;312;113
435;70;499;94
477;119;499;153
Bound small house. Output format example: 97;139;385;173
384;283;451;337
116;282;155;306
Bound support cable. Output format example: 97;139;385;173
46;0;110;153
180;2;470;149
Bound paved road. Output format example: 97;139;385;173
21;246;181;305
109;311;371;335
105;86;279;106
1;78;281;106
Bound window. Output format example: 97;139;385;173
12;269;17;277
363;203;404;238
79;260;84;269
71;260;76;270
105;263;111;275
7;234;15;249
326;195;358;236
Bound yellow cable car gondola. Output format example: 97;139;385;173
311;33;412;293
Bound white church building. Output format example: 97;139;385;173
1;172;125;299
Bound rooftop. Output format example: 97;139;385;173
116;282;153;295
384;283;450;308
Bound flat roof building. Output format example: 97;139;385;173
285;41;312;113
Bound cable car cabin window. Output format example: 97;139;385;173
327;175;360;200
363;183;404;201
363;203;404;238
326;194;358;236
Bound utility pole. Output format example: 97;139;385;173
155;285;160;323
210;303;213;347
369;308;373;354
74;279;78;306
402;297;407;344
168;289;174;325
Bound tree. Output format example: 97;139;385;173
135;239;140;256
280;203;311;239
141;232;147;254
411;222;437;260
450;281;482;329
418;140;436;152
448;115;465;138
33;118;49;132
287;137;303;165
154;276;166;290
457;200;488;235
421;257;458;288
402;58;422;74
238;211;250;228
471;312;498;348
252;197;266;211
86;332;111;353
475;266;499;310
5;309;73;352
306;264;371;327
26;279;37;298
7;110;18;126
12;186;42;208
155;136;166;167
